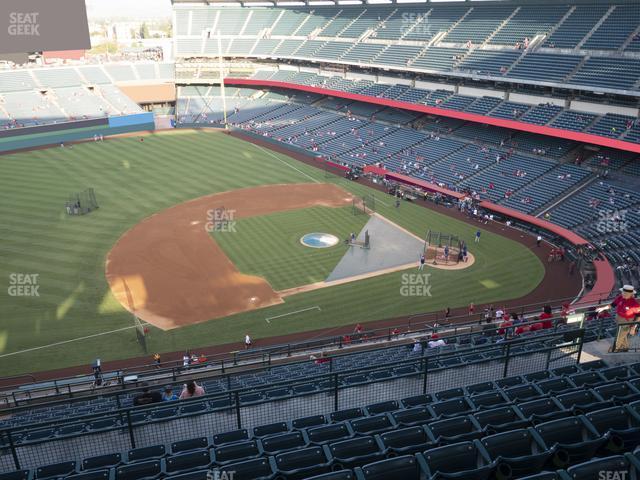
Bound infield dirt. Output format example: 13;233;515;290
105;183;353;329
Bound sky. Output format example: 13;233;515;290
85;0;173;20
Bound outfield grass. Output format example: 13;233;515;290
213;206;369;290
0;130;544;375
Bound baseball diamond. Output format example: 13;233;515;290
0;1;639;475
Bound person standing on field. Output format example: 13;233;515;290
244;333;252;350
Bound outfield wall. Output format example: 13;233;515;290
0;114;156;153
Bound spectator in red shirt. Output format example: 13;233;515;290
529;322;544;332
497;319;513;336
515;324;530;335
600;285;640;352
539;305;554;329
314;351;331;365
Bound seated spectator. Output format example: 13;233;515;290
529;322;544;332
133;383;162;406
428;334;446;348
314;351;331;365
180;380;205;399
539;305;554;329
162;386;178;402
515;324;530;335
412;340;423;353
497;319;513;336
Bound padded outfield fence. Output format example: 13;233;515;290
0;327;584;471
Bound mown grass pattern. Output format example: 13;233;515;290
0;130;544;375
213;206;370;291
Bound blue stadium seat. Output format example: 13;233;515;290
212;429;249;446
595;382;640;403
0;471;30;480
565;455;634;480
116;460;162;480
273;446;333;479
503;384;544;402
307;423;353;445
163;470;210;480
421;441;496;479
216;457;276;480
473;406;529;433
435;387;465;401
555;389;611;413
429;398;475;418
292;415;326;430
126;445;166;463
600;366;633;382
82;453;122;471
349;414;395;435
495;376;524;389
355;455;424;480
586;406;640;454
67;471;109;480
35;462;76;480
327;436;386;468
400;394;432;408
426;415;484;444
305;471;354;480
379;426;434;455
390;407;433;426
534;416;606;467
331;408;364;423
365;401;399;416
479;429;552;477
516;397;570;423
213;439;262;464
254;422;289;438
165;450;213;475
261;431;307;454
568;371;606;388
171;437;208;454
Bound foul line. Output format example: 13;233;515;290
252;144;320;184
266;306;321;323
0;325;137;359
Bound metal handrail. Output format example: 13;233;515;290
0;294;614;406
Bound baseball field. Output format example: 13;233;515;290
0;129;549;376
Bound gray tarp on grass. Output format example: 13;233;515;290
326;215;425;282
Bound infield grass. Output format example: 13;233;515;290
0;129;545;375
213;206;369;290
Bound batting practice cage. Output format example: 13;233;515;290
65;188;98;216
353;194;376;215
424;230;465;264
